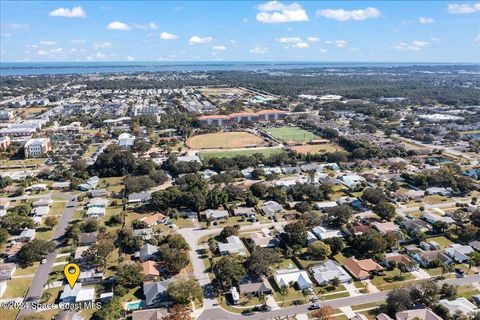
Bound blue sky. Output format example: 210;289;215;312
1;1;479;62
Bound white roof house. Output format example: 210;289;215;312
204;209;229;221
217;236;245;255
310;260;352;285
274;268;312;290
31;206;49;216
87;198;108;208
118;133;135;149
439;297;478;316
340;174;365;189
312;226;342;240
445;244;474;263
76;287;95;303
422;212;455;224
315;201;338;210
260;201;283;216
86;207;105;218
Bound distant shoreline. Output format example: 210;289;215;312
1;61;478;76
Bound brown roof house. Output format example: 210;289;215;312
383;252;419;272
344;257;384;280
142;261;160;280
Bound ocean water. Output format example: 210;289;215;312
0;61;465;76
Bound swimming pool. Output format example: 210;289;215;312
124;300;146;311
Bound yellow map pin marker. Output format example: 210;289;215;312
64;263;80;289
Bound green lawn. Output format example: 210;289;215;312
3;277;32;298
265;127;318;142
14;262;39;276
428;236;454;249
172;218;195;228
49;201;66;216
370;269;413;288
351;301;384;311
200;147;284;160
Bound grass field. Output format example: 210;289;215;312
290;143;340;154
265;127;318;143
186;131;266;149
199;147;284;160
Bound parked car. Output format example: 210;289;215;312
308;303;322;310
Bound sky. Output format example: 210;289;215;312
1;1;479;63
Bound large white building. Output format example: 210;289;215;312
24;138;51;158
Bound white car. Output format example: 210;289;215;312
41;259;47;264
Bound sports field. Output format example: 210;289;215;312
186;131;265;149
290;144;341;154
265;127;318;143
199;147;284;160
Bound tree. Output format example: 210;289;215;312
0;228;9;245
167;278;203;305
0;214;35;234
164;234;189;250
116;228;143;253
214;254;246;288
308;241;332;260
374;201;396;221
311;305;334;320
441;263;454;276
281;221;307;248
355;230;388;258
245;246;282;277
92;297;122;320
361;188;387;205
327;205;352;228
324;237;345;255
440;283;458;300
116;263;143;288
158;244;189;274
132;220;149;230
409;279;440;307
16;239;55;267
161;304;193;320
385;288;412;316
82;238;115;270
219;225;240;241
44;216;59;229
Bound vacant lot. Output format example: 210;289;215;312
200;147;283;160
186;131;266;149
265;127;318;143
290;143;341;154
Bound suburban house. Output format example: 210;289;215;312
309;260;352;285
78;269;104;284
73;246;90;263
218;236;245;255
238;277;273;297
406;247;452;268
32;198;53;208
133;228;154;241
371;221;400;234
382;253;419;272
422;211;455;224
232;207;256;218
469;241;480;252
54;311;84;320
274;268;313;290
78;232;98;246
204;209;229;221
60;283;95;303
137;243;158;262
439;297;478;316
315;201;338;210
17;228;36;242
24;137;52;158
86;207;106;218
142;261;160;279
394;308;442;320
51;181;71;190
312;226;343;240
249;232;279;248
344;257;384;280
445;244;474;263
140;213;167;227
260;201;283;216
118;132;135;149
131;309;169;320
143;280;172;307
128;191;151;204
401;219;432;233
87;198;108;208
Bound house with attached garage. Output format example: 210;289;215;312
343;257;384;280
218;236;245;255
143;280;172;307
312;226;343;240
274;268;313;290
445;244;474;263
309;260;352;285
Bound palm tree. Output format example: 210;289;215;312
279;285;289;307
441;263;454;277
258;293;266;306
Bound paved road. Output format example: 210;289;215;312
198;274;480;320
17;194;77;318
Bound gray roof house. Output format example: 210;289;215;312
78;232;98;245
143;280;172;307
260;201;283;216
204;209;229;221
128;192;151;204
218;236;245;255
445;244;474;263
133;228;153;240
137;243;158;262
309;260;352;285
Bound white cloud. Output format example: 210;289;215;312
475;34;480;43
49;6;86;18
256;1;309;23
212;45;227;51
418;17;434;24
324;40;333;44
39;41;56;46
107;21;131;31
276;37;302;43
37;50;49;56
335;40;348;48
93;42;112;49
249;46;269;54
189;36;213;44
307;37;319;42
148;22;159;30
5;23;30;30
293;42;309;48
391;40;430;51
160;32;179;40
127;56;135;61
319;48;328;53
71;39;86;44
447;3;480;14
316;7;381;21
132;22;159;30
86;52;107;60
